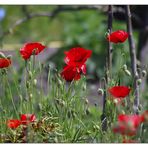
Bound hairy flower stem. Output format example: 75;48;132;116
5;75;18;118
125;5;140;114
33;54;35;71
100;78;107;131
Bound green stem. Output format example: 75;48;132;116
5;75;18;118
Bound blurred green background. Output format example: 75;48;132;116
0;5;147;95
0;5;139;76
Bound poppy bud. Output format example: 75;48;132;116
86;130;91;135
124;70;131;76
142;70;147;78
137;79;142;85
7;55;12;59
86;108;90;115
33;79;37;86
9;28;13;34
113;99;118;104
28;71;32;79
121;110;125;115
138;104;142;111
19;95;23;101
122;64;127;70
29;93;33;99
59;100;65;107
41;63;44;69
57;79;62;86
26;81;30;89
85;99;89;105
93;125;96;131
28;61;32;68
38;103;42;110
0;52;5;58
97;88;104;96
107;100;111;106
82;84;86;91
135;72;139;79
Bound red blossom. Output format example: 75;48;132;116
0;58;11;68
20;42;46;60
20;114;36;125
7;119;21;129
61;47;92;81
122;139;138;143
64;47;92;71
141;110;148;122
113;124;136;136
118;114;143;128
109;86;131;98
61;65;81;82
107;30;128;43
113;114;143;136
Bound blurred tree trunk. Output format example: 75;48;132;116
114;5;148;92
137;9;148;92
126;5;140;114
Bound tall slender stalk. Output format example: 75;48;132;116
125;5;140;114
101;5;113;131
101;78;107;131
107;5;113;81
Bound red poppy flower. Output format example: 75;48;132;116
118;114;143;128
113;124;137;136
122;139;138;143
107;30;128;43
61;65;81;81
20;114;36;125
0;58;11;68
109;86;131;98
113;114;143;136
64;47;92;72
7;119;21;129
141;110;148;122
20;42;46;60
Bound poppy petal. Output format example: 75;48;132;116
0;58;11;68
20;42;46;60
107;30;128;43
61;65;81;82
7;119;21;129
109;86;131;98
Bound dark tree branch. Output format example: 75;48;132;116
21;5;31;19
125;5;140;114
1;5;101;38
107;5;113;79
1;5;142;39
101;5;113;131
